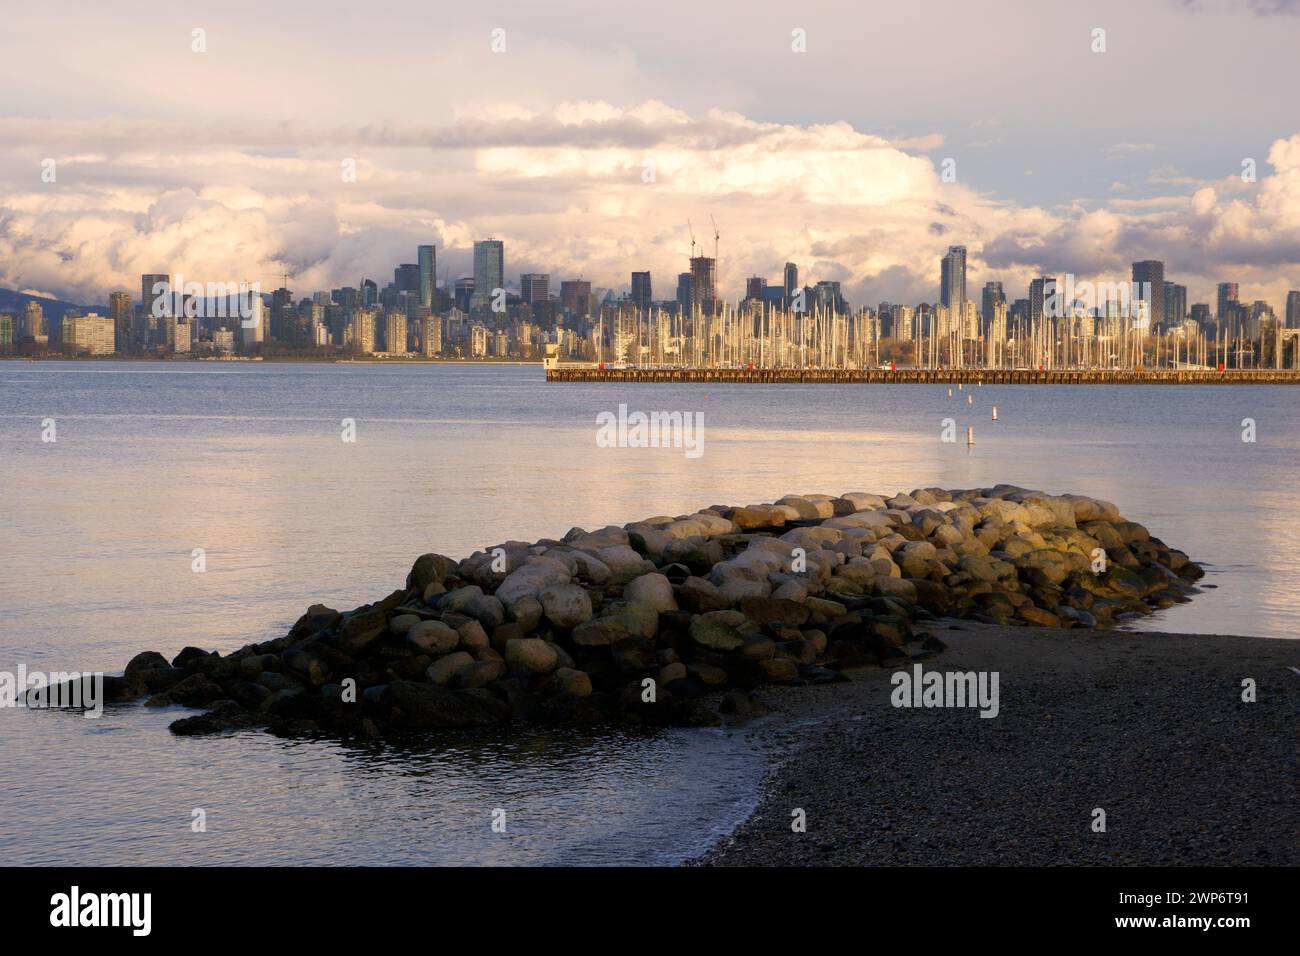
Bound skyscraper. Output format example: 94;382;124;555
689;256;716;312
473;240;505;304
394;264;420;294
384;311;407;354
22;300;46;344
981;281;1005;335
141;274;169;343
520;273;550;304
1286;291;1300;329
559;280;591;317
1163;281;1187;329
418;244;436;310
1029;277;1057;323
940;245;967;315
783;262;798;300
745;276;766;300
1130;261;1165;330
676;273;693;312
1216;282;1239;322
631;272;652;311
108;291;132;351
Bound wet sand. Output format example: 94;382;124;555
693;622;1299;866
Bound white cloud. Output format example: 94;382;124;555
1;105;1299;310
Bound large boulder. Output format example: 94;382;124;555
495;557;572;605
505;638;560;674
623;573;678;612
538;584;594;628
406;620;459;655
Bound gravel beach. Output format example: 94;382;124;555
694;622;1299;866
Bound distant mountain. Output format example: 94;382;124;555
0;288;102;322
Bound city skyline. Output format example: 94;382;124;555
3;1;1300;310
6;238;1297;372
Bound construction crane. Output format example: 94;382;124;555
710;214;719;262
260;271;296;297
687;220;696;261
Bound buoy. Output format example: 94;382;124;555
967;393;973;405
992;405;998;421
958;382;963;390
966;426;975;445
947;388;953;397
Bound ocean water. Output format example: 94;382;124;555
1;362;1297;864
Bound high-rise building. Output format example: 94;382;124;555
141;274;169;322
981;282;1005;335
61;313;116;355
453;278;475;313
1131;261;1165;330
1163;281;1187;329
1190;303;1211;330
1216;282;1239;323
1029;277;1057;323
241;296;265;349
349;308;377;354
108;291;132;351
22;301;46;344
676;273;693;311
418;244;436;310
270;287;293;342
940;245;967;315
1285;291;1300;329
689;256;716;312
165;315;191;353
0;313;13;350
394;264;421;295
384;311;407;354
560;279;592;317
783;263;798;300
745;276;766;301
890;305;915;341
473;239;505;304
520;273;550;304
421;315;442;356
631;272;652;311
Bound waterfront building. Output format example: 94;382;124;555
61;312;116;355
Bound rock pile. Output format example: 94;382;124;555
68;486;1203;738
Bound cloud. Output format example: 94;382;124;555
1;103;1299;310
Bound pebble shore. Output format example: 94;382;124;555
693;622;1298;867
53;485;1206;740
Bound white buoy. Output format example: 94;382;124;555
967;393;973;405
958;382;963;390
947;387;953;397
992;405;999;421
966;425;975;445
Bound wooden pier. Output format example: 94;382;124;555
546;367;1300;385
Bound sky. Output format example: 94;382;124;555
1;0;1299;310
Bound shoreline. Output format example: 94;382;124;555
692;621;1298;867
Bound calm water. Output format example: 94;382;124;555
2;362;1297;864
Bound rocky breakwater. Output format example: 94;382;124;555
75;486;1203;738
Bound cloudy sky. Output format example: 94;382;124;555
2;0;1299;309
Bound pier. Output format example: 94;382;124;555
545;366;1300;385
